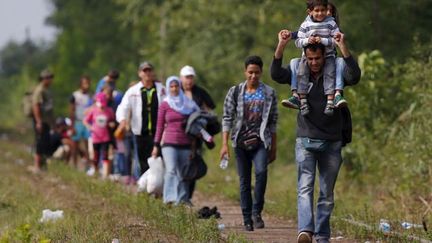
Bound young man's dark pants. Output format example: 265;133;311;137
134;134;154;175
234;144;268;224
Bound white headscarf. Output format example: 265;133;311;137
165;76;199;115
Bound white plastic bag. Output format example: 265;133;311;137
137;170;149;192
146;156;164;194
40;209;64;223
137;156;164;196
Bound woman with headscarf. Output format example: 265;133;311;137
151;76;199;205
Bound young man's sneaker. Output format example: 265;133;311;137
334;93;347;108
281;96;300;109
324;102;334;116
252;214;265;229
297;231;313;243
244;223;254;231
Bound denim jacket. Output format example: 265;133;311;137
222;81;278;149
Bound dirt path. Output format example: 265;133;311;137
193;192;356;243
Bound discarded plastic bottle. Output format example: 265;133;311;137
401;221;423;230
217;223;225;230
379;219;391;233
219;155;229;170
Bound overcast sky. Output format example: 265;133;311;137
0;0;56;48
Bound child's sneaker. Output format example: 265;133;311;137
86;167;96;176
324;102;334;116
334;93;347;108
300;103;310;116
281;96;300;109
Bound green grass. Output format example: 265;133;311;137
0;135;236;242
199;132;432;242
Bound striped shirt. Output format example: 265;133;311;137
295;15;340;57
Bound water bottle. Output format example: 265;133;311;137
219;155;229;170
217;223;225;230
379;219;391;233
401;221;422;230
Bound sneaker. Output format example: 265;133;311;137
86;167;95;176
334;93;347;108
300;103;310;116
252;214;265;229
281;96;301;109
244;223;254;231
324;103;334;116
297;231;313;243
315;238;330;243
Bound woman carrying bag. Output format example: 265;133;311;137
151;76;199;205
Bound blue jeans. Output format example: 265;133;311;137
161;146;192;204
295;138;342;240
234;145;268;224
290;57;345;92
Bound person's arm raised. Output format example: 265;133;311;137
334;32;350;58
334;32;361;86
271;30;293;85
274;29;291;59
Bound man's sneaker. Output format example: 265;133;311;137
244;223;254;231
297;231;313;243
324;103;334;116
334;93;348;108
252;214;265;229
281;96;300;109
315;238;330;243
300;103;310;116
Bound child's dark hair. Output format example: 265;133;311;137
80;75;91;84
303;43;326;55
244;55;263;70
307;0;328;10
108;69;120;80
327;1;339;26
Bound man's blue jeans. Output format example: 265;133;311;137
295;138;342;240
234;145;268;224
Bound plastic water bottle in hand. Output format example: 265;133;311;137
220;155;229;170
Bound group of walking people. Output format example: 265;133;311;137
30;0;361;242
31;62;216;207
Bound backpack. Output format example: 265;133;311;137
22;90;34;117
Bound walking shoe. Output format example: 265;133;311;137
244;223;254;231
324;102;334;116
86;167;96;176
300;103;310;116
315;238;330;243
334;93;347;108
252;214;265;229
297;231;312;243
281;96;301;109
